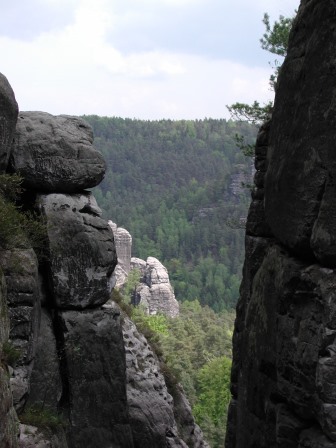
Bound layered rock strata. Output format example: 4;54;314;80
226;1;336;446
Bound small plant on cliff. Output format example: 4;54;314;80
20;404;65;433
227;12;295;154
2;340;21;366
0;174;47;254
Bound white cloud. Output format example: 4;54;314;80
0;0;285;119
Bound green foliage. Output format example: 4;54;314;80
133;300;234;448
20;404;65;432
121;268;141;303
111;288;134;317
0;174;47;255
193;356;232;447
226;101;273;126
133;309;169;336
226;12;294;137
160;301;234;404
2;341;21;366
84;116;254;311
260;13;293;57
115;290;234;448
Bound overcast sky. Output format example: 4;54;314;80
1;0;299;120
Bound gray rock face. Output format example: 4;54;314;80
0;249;41;411
38;193;116;309
26;309;62;413
122;314;208;448
19;424;69;448
0;269;19;448
122;315;178;447
131;257;179;318
11;112;106;193
264;0;336;266
226;2;336;446
108;220;132;289
59;307;134;448
0;73;18;172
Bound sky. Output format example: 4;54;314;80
0;0;299;120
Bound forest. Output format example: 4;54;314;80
84;116;256;311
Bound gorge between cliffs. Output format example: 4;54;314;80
1;0;336;447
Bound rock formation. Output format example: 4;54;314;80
108;219;180;318
108;220;132;289
0;72;206;447
226;1;336;446
131;256;180;318
11;112;106;193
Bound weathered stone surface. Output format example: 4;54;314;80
264;0;336;265
0;269;19;448
38;193;117;309
122;313;208;448
11;112;105;193
108;220;132;289
226;5;336;443
0;72;18;172
172;384;210;448
132;257;179;318
130;257;146;277
122;315;177;447
19;424;68;448
59;307;134;448
0;249;41;411
26;309;62;413
227;242;336;447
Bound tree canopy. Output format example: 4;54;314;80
227;12;295;126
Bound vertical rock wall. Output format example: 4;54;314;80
226;1;336;447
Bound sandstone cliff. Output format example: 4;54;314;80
0;74;206;447
226;1;336;446
108;220;180;318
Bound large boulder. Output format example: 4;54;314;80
37;192;116;309
264;0;336;266
10;112;106;193
0;73;18;172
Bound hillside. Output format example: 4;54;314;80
84;116;257;311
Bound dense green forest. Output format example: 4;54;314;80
84;116;256;311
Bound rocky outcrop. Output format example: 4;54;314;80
0;72;208;448
0;249;41;412
11;112;106;193
108;219;180;318
122;313;208;448
108;221;132;289
0;269;19;448
122;314;181;447
0;73;18;171
226;1;336;446
38;193;116;309
131;257;180;318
